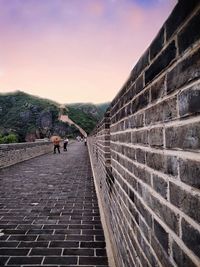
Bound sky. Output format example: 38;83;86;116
0;0;177;104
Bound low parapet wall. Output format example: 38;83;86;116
0;141;53;168
89;1;200;267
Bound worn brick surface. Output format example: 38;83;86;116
0;142;109;266
88;2;200;266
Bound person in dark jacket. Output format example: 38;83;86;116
63;137;69;151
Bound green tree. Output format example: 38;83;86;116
0;133;18;144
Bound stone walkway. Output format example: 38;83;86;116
0;142;109;267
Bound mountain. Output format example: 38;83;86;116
0;91;109;143
66;102;110;134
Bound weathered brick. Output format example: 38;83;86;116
150;194;179;234
145;41;176;85
135;196;153;227
136;130;148;145
152;174;168;199
166;0;200;40
49;241;79;248
166;122;200;150
7;257;43;265
149;127;163;147
167;47;200;93
134;165;151;185
150;75;166;102
129;202;139;226
150;27;165;60
0;257;9;266
151;233;174;267
169;182;200;224
132;90;149;114
80;241;106;248
134;130;148;145
129;113;144;129
178;84;200;117
43;256;77;265
123;145;135;160
182;218;200;258
19;241;49;248
135;75;144;95
30;248;61;256
79;256;108;265
136;148;146;164
165;155;178;176
0;241;19;248
146;152;164;173
145;97;177;125
178;9;200;53
139;216;150;241
0;248;30;256
125;171;137;189
63;248;94;256
136;230;160;267
8;235;37;241
154;220;169;252
179;158;200;189
96;249;107;256
172;240;197;267
131;49;149;80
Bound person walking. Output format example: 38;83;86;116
53;137;60;154
63;137;69;151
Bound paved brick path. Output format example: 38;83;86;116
0;142;109;267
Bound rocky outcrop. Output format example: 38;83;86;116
0;91;109;142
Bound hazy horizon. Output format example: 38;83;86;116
0;0;177;104
0;89;111;105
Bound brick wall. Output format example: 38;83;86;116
88;1;200;267
0;142;53;168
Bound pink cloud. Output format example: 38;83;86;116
0;0;177;103
87;1;105;17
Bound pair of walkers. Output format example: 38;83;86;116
53;137;69;154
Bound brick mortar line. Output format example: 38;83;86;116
168;234;174;264
114;197;150;267
87;143;117;267
41;256;45;265
111;149;200;196
95;143;110;149
90;148;156;266
110;78;200;128
148;5;200;66
95;149;110;156
110;60;200;124
110;39;200;116
164;4;200;48
93;170;141;267
112;161;200;266
112;157;200;231
110;208;140;267
109;177;164;267
110;142;200;161
110;112;200;132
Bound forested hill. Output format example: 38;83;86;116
66;102;110;134
0;91;110;143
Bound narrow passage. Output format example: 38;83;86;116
0;142;109;267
